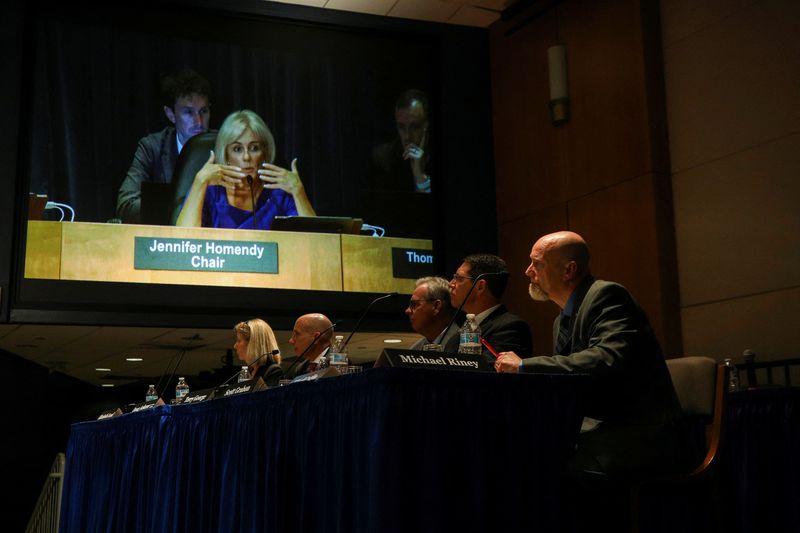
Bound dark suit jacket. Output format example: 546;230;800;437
369;137;431;193
254;362;284;388
444;305;533;366
410;322;460;350
520;277;689;479
116;127;178;223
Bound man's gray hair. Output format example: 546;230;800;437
416;276;453;309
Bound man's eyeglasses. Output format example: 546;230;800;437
407;298;436;310
451;273;475;283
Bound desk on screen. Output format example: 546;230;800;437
25;221;432;293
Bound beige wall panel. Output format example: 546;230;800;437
660;0;761;47
561;0;656;190
673;134;800;306
490;10;565;223
681;286;800;362
663;0;800;172
568;174;681;355
497;205;568;354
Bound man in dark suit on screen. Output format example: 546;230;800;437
116;68;212;223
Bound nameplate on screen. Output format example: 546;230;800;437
391;247;434;279
374;348;490;372
134;237;279;273
213;377;266;398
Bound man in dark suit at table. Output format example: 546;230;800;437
495;231;691;532
116;68;212;223
284;313;334;379
444;253;533;363
406;276;460;350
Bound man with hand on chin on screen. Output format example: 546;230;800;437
443;254;533;365
494;231;691;532
284;313;333;379
370;89;432;193
116;68;212;223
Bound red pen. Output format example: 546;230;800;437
481;338;500;358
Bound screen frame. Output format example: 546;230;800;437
8;0;498;332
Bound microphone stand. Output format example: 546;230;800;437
156;334;200;399
284;321;338;377
442;272;509;339
218;349;281;388
340;292;398;352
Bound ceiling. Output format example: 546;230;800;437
2;1;518;388
0;322;422;387
265;0;514;27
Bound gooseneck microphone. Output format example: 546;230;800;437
156;334;200;399
246;175;258;229
284;321;339;377
340;292;399;352
442;272;509;338
219;349;281;388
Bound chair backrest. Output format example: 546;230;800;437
667;356;729;476
666;356;717;417
169;131;218;224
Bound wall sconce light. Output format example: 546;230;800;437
547;44;569;126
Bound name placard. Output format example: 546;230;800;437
391;247;434;279
178;387;217;404
129;397;165;413
374;348;491;372
134;237;278;273
213;377;266;398
97;407;122;420
290;366;341;383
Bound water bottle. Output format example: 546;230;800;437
175;377;189;401
458;314;482;355
237;365;251;383
329;334;348;374
724;358;739;392
145;384;158;402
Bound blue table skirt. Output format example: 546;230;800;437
60;367;586;533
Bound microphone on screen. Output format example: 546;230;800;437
246;175;258;229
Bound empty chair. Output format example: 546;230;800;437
630;356;729;533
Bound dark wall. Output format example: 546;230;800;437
489;0;681;355
0;349;104;532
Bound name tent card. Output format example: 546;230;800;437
213;377;266;399
374;348;491;372
97;407;123;420
290;366;341;383
178;387;217;404
129;397;165;413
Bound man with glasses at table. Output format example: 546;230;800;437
406;276;461;350
444;254;533;364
